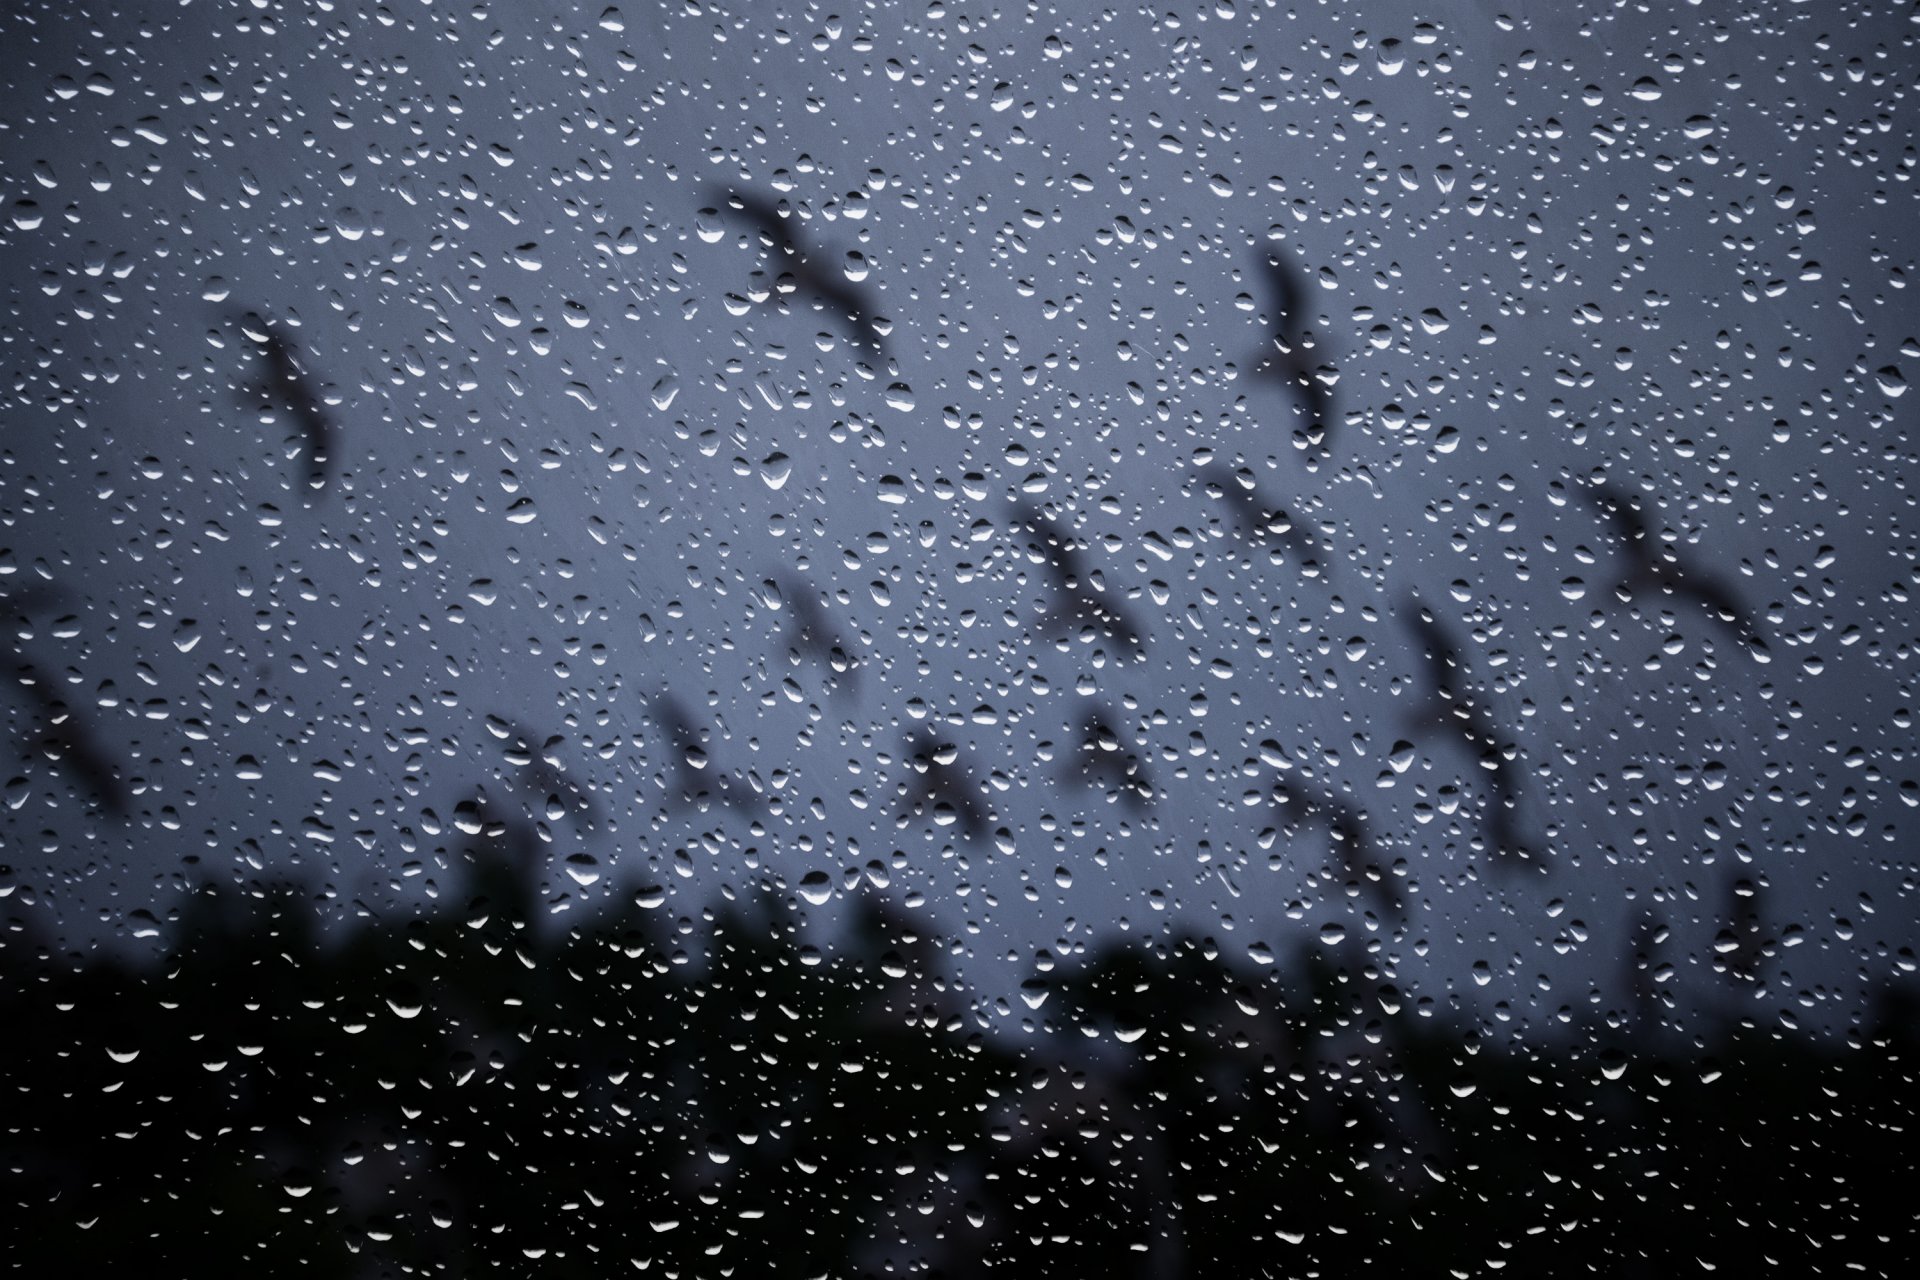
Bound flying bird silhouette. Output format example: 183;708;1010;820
232;311;337;499
651;695;755;814
1714;876;1772;986
1622;909;1667;1024
2;588;128;817
772;577;861;698
453;791;545;934
1058;709;1154;809
1198;462;1330;576
1010;503;1147;661
1270;776;1401;912
487;715;601;825
709;188;891;363
1403;597;1538;872
7;659;130;818
1244;251;1338;461
1578;482;1768;660
897;733;989;842
0;581;69;632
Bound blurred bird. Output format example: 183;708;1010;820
232;311;337;499
0;581;66;617
453;791;542;932
1198;462;1330;576
1714;876;1772;986
652;695;754;814
487;715;601;825
2;588;129;818
709;188;891;363
1059;708;1154;810
1622;909;1667;1025
1010;503;1147;661
1403;597;1538;872
1244;251;1338;461
772;577;861;698
897;733;989;842
1578;482;1768;660
1270;776;1401;912
8;659;130;818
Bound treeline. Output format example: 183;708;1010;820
3;852;1913;1277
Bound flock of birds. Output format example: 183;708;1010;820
2;187;1778;982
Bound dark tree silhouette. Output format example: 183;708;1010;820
1;852;1912;1276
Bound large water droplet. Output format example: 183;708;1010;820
760;452;792;490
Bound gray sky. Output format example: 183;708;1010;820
2;0;1914;1040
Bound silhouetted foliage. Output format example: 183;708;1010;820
4;866;1914;1276
1;846;1013;1277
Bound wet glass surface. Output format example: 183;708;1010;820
2;2;1915;1272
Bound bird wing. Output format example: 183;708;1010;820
1403;599;1462;702
12;662;129;817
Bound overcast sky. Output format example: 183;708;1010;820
2;0;1914;1040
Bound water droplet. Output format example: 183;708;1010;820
760;452;792;490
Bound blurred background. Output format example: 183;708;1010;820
1;1;1914;1273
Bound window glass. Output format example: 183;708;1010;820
3;2;1914;1272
